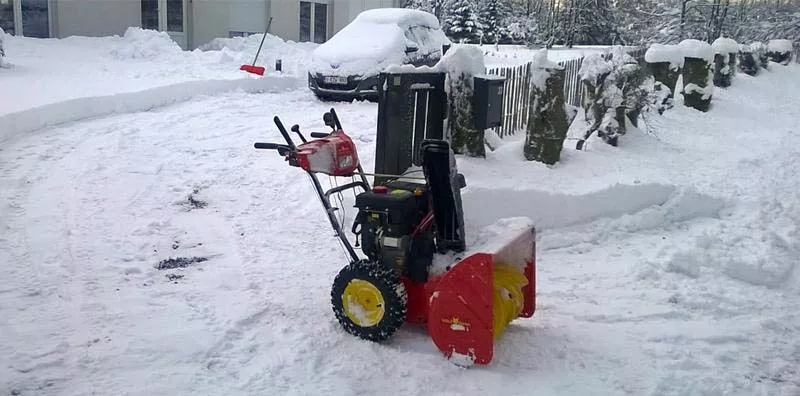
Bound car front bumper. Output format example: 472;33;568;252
308;73;380;100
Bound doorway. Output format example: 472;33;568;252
0;0;51;37
141;0;189;49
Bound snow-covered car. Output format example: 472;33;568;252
307;8;450;101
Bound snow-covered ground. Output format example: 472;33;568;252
0;28;313;117
1;32;799;395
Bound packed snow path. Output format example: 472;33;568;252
2;65;799;395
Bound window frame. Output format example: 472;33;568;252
298;0;329;43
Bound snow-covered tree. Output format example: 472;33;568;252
524;50;570;164
679;39;714;112
443;0;482;43
477;0;511;44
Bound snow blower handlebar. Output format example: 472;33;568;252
253;108;372;263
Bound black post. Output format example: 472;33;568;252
374;71;447;185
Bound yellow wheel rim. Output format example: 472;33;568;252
343;279;386;327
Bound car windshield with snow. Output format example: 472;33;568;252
307;8;450;101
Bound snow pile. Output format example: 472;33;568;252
684;83;712;100
678;38;714;62
199;33;287;53
109;27;183;60
529;48;561;89
309;8;448;77
712;37;739;55
748;41;765;53
197;33;317;76
311;21;406;77
431;216;534;276
655;197;799;289
645;43;684;69
740;42;765;54
356;7;442;28
578;53;613;81
434;43;485;76
767;39;793;53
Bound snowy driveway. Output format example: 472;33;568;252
2;65;800;395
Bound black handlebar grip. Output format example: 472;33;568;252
254;142;281;150
310;132;330;138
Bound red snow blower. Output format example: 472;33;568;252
253;109;537;366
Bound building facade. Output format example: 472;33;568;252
0;0;401;49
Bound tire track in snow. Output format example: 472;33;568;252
0;123;105;394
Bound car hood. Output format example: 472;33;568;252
310;22;408;77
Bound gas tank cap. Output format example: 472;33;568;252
372;186;389;194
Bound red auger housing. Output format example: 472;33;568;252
254;108;536;367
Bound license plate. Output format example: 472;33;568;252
323;76;348;85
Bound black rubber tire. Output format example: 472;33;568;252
330;260;407;342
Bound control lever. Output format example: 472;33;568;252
253;142;292;156
290;124;307;143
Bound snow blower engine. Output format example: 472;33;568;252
253;108;536;366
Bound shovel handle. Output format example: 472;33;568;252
251;17;273;66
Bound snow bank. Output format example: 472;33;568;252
712;37;739;55
655;198;798;289
197;33;317;76
199;33;286;53
767;39;793;53
645;44;683;69
461;183;677;231
678;39;714;62
0;76;299;142
109;27;183;60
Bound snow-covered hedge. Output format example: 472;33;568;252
738;43;761;76
645;44;682;97
766;39;793;65
678;39;714;112
436;44;486;157
577;46;644;147
523;49;569;164
712;37;738;88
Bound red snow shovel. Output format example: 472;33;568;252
240;17;273;76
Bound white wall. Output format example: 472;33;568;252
192;0;229;48
193;0;272;49
54;0;140;38
331;0;397;35
229;0;268;33
269;0;299;42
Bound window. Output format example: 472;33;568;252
21;0;49;38
166;0;182;32
313;3;326;43
299;1;327;43
299;1;311;42
0;0;14;35
141;0;158;30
